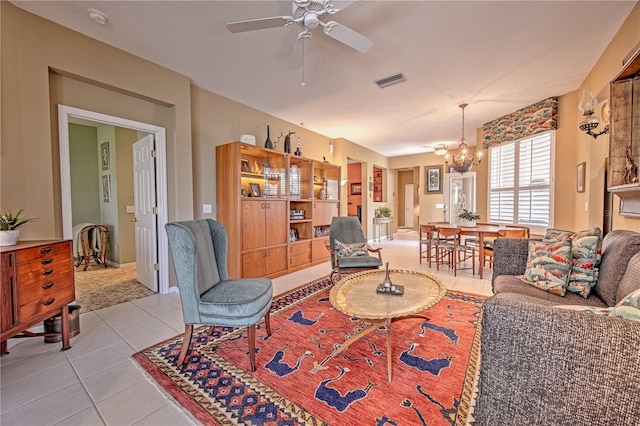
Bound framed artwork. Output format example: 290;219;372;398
577;162;586;193
351;183;362;195
102;175;111;202
425;165;443;193
241;159;251;173
100;142;110;170
250;183;261;197
241;187;248;197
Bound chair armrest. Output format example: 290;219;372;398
366;245;383;261
475;293;640;425
491;238;530;285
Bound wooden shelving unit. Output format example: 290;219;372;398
373;166;383;202
216;142;340;278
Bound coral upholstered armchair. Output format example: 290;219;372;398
165;219;272;371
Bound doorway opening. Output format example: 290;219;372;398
58;105;170;297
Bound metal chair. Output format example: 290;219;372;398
327;216;383;281
165;219;273;371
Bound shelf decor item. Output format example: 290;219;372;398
264;125;273;149
0;209;36;246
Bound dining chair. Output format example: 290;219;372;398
435;226;476;276
419;222;450;267
165;219;273;371
328;216;383;281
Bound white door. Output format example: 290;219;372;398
404;184;414;228
133;134;158;292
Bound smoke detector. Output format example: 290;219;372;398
88;9;108;25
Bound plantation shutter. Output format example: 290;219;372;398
489;132;553;231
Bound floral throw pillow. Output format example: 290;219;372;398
334;239;368;258
543;227;603;298
519;238;572;296
609;288;640;322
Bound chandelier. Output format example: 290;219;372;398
445;103;482;174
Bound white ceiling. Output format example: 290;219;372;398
12;0;637;157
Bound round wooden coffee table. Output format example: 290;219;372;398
316;269;446;381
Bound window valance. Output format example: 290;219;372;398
482;97;558;148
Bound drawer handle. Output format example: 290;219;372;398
41;259;54;265
43;298;55;306
42;269;54;276
40;247;53;254
42;282;55;289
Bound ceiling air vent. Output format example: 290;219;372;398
375;73;406;88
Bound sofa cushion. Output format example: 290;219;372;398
519;238;572;296
616;252;640;303
334;239;367;258
609;288;640;322
594;230;640;307
543;227;603;298
493;275;608;307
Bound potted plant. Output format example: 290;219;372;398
457;209;480;226
0;209;36;246
378;206;392;218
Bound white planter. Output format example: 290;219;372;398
460;219;477;227
0;230;19;246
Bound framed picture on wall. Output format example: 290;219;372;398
102;175;111;202
351;183;362;195
425;165;443;193
577;162;586;193
101;142;110;171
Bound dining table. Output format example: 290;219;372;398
426;222;524;279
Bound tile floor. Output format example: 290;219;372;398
0;231;492;425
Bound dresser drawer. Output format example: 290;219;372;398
18;252;72;277
16;242;71;263
19;273;72;305
20;285;74;320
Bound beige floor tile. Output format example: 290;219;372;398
0;345;68;386
98;380;168;426
55;406;105;425
83;359;145;403
0;363;80;414
70;341;136;379
134;403;196;426
0;383;92;426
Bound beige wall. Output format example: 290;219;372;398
2;0;638;250
1;3;193;240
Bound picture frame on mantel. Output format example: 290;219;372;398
577;162;585;193
426;165;443;193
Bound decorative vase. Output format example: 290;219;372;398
0;230;19;246
264;125;273;149
284;133;291;154
461;219;476;227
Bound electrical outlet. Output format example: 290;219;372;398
203;204;212;214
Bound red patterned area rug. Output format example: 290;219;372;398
133;276;485;426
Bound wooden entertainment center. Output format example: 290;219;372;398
216;142;341;279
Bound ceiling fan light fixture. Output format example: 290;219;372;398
433;144;448;156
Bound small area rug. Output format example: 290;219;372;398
75;263;155;313
133;276;485;425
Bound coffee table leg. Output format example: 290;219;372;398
386;320;392;382
311;321;382;373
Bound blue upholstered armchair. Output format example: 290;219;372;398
328;216;383;280
165;219;273;371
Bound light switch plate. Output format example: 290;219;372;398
203;204;212;214
125;205;135;213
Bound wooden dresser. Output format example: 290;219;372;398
1;240;75;355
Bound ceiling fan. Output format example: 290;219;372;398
226;0;374;54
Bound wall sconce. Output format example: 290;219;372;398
328;139;334;153
369;176;373;191
578;90;609;139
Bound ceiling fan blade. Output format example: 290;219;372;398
323;21;373;53
226;16;291;33
329;1;359;13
